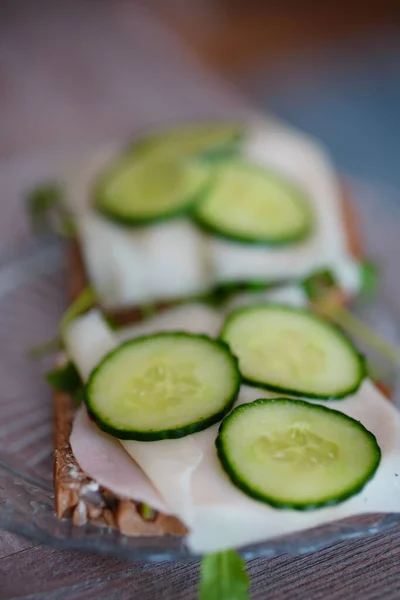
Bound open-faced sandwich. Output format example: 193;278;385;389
53;294;400;554
58;117;364;312
35;119;400;557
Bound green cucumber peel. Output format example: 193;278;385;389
131;122;243;161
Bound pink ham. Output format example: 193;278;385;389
70;406;171;513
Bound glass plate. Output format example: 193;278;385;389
1;165;400;561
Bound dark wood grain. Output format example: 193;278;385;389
0;532;35;560
2;526;400;599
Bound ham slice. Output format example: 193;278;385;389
122;380;400;553
116;303;221;342
70;407;170;513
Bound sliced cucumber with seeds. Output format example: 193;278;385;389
133;122;243;162
216;398;381;510
85;332;240;441
93;150;211;226
195;161;313;245
220;304;366;399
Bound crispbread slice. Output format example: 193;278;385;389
54;190;363;534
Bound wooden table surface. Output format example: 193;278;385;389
2;527;400;599
1;1;400;598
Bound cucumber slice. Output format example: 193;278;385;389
194;162;313;245
216;398;381;510
94;151;210;226
220;304;366;399
133;123;243;161
85;332;240;441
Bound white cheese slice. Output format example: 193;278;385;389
66;309;400;554
63;119;361;308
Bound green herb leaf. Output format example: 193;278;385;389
46;362;82;393
140;303;158;320
330;306;400;366
359;260;379;301
213;280;276;304
27;336;61;359
46;363;85;406
139;503;155;520
302;269;337;301
26;183;62;235
72;387;86;407
199;550;250;600
26;181;76;238
303;266;400;366
60;286;98;337
104;314;120;331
